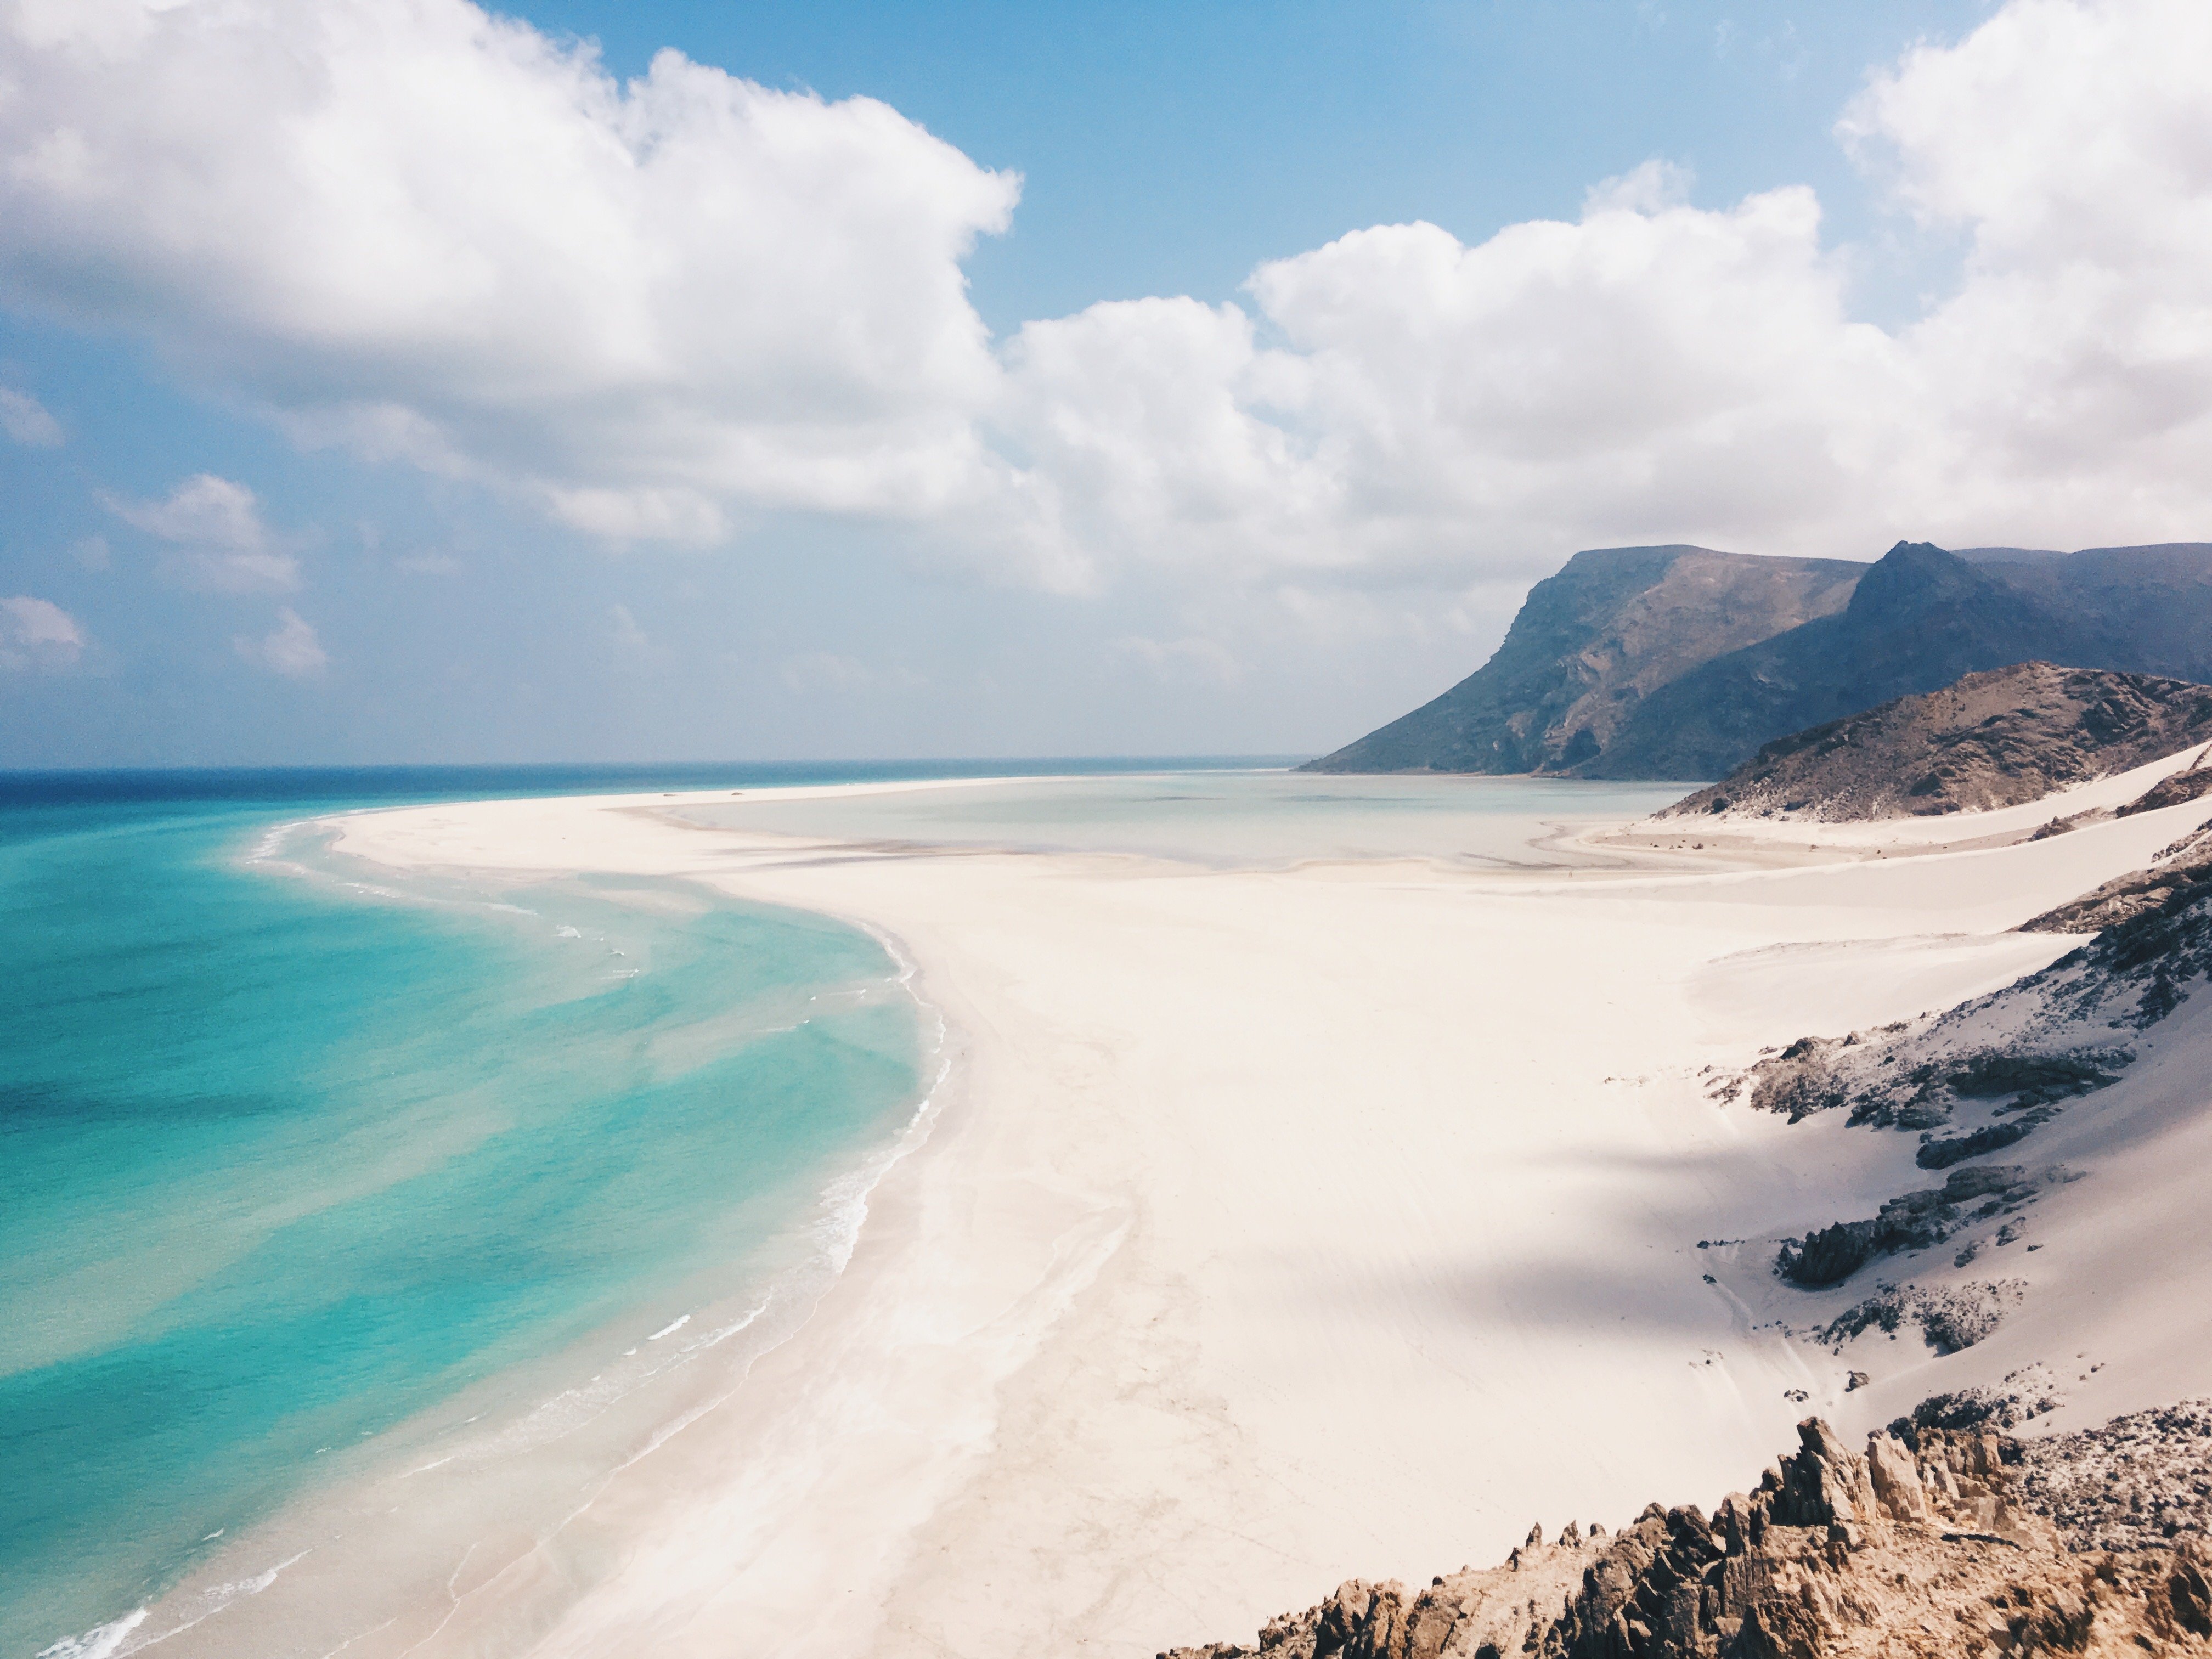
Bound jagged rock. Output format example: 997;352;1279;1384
1774;1167;2032;1288
1916;1119;2036;1169
1162;1412;2212;1659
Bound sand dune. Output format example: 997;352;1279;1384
319;778;2212;1658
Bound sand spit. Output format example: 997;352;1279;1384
273;776;2212;1659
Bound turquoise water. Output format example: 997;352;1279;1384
0;778;955;1657
681;770;1700;867
0;760;1675;1656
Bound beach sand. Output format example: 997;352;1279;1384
311;767;2212;1658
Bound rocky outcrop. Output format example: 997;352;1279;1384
1310;540;2212;781
2017;1401;2212;1553
2024;821;2212;934
1660;664;2212;822
1731;872;2212;1182
2119;754;2212;819
1302;546;1862;775
1163;1415;2212;1658
1773;1166;2039;1289
1815;1279;2028;1355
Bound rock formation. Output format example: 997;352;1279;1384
1773;1166;2040;1290
1730;857;2212;1194
1661;664;2212;822
2024;819;2212;934
1306;540;2212;781
2017;1401;2212;1553
1301;546;1861;776
1161;1414;2212;1658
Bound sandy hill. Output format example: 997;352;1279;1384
1662;663;2212;822
1170;771;2212;1659
1306;540;2212;780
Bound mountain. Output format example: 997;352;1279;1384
1660;663;2212;821
1301;545;1864;774
1306;541;2212;780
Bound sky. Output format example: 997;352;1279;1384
3;0;2209;767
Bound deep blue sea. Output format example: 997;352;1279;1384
0;760;1281;1659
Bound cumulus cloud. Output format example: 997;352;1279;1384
996;178;1901;588
990;0;2212;582
0;594;84;668
104;474;300;591
0;0;1018;543
3;0;2209;601
1839;0;2212;526
234;607;328;676
0;385;62;445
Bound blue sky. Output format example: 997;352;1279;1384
3;0;2207;767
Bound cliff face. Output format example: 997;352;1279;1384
1307;541;2212;781
1579;543;2075;780
1300;546;1863;775
1164;1413;2212;1659
1659;664;2212;822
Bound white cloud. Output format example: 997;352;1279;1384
104;473;300;591
992;183;1900;587
1838;0;2212;522
0;0;1018;542
234;607;328;676
986;0;2212;583
0;594;85;668
3;0;2210;599
610;603;648;650
0;385;62;445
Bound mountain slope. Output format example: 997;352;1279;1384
1310;540;2212;781
1302;546;1863;774
1660;663;2212;822
1579;542;2081;778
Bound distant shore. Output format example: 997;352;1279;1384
144;766;2212;1658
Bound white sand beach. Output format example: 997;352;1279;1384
312;767;2212;1658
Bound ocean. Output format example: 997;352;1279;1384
0;760;1283;1659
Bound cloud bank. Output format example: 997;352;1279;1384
2;0;2208;595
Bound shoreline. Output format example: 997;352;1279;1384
115;772;2212;1657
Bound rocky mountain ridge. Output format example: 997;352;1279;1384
1661;664;2212;822
1306;541;2212;781
1302;546;1860;776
